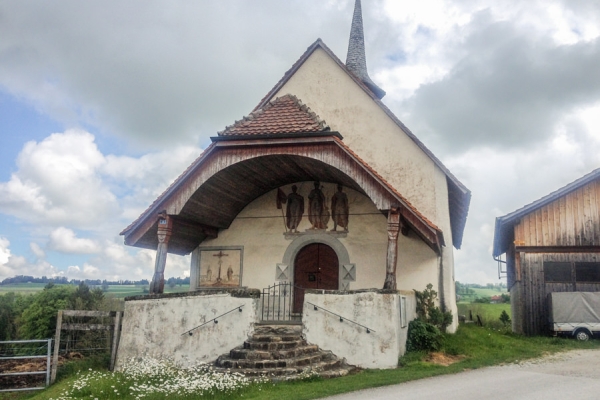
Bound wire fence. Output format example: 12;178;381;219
51;310;122;383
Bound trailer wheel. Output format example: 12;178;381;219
574;329;591;341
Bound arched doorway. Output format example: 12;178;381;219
293;243;339;313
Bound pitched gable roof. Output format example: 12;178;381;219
218;94;329;136
493;167;600;256
254;39;471;249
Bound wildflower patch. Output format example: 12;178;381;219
49;357;263;399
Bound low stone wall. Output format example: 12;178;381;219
115;289;260;369
303;289;415;369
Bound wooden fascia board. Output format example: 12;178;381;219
120;143;219;245
123;134;442;254
331;139;443;252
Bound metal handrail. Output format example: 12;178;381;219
306;302;375;333
181;305;245;336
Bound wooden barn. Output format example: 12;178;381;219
493;168;600;335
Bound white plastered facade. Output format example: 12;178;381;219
189;46;459;332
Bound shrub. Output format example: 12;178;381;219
414;283;453;332
406;284;453;352
474;296;491;304
499;310;511;326
406;319;443;352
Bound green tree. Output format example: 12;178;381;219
19;285;75;339
0;292;33;340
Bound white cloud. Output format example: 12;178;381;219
30;242;45;259
48;227;101;254
0;128;201;281
0;130;118;228
0;237;11;265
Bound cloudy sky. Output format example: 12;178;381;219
1;0;599;285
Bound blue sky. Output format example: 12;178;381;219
1;0;600;284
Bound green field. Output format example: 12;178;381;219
0;283;190;298
457;302;511;329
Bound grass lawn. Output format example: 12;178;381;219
0;284;190;298
2;324;598;400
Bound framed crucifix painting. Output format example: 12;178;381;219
197;247;243;288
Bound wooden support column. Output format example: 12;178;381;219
383;207;400;290
150;213;173;294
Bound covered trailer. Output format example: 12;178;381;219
548;292;600;340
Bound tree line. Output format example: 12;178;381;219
0;275;190;286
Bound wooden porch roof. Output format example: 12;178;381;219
120;135;444;256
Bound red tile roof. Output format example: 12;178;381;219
218;94;328;136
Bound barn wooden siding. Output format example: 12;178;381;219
513;179;600;247
514;252;600;336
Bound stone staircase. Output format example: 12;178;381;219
214;324;356;380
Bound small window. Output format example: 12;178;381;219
575;262;600;283
544;262;572;282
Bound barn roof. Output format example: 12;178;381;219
493;167;600;257
254;39;471;249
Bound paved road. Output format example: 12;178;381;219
326;350;600;400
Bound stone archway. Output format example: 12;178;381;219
279;232;354;313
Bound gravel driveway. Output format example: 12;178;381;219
325;349;600;400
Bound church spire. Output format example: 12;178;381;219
346;0;385;99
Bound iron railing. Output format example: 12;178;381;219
181;305;245;336
0;339;52;392
307;302;375;333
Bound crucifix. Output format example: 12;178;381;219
213;251;229;283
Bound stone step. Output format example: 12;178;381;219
251;334;302;342
216;351;335;370
243;338;308;351
214;324;356;381
232;343;319;360
219;358;345;378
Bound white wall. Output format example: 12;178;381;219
194;183;389;291
191;182;441;297
303;290;416;369
115;291;259;369
274;48;439;225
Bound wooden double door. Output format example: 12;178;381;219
293;243;339;313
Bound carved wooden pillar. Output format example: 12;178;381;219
383;207;400;290
150;213;173;294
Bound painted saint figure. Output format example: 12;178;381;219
285;185;304;232
227;265;233;281
331;184;349;231
308;181;327;229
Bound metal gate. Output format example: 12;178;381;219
0;339;52;393
261;282;299;322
